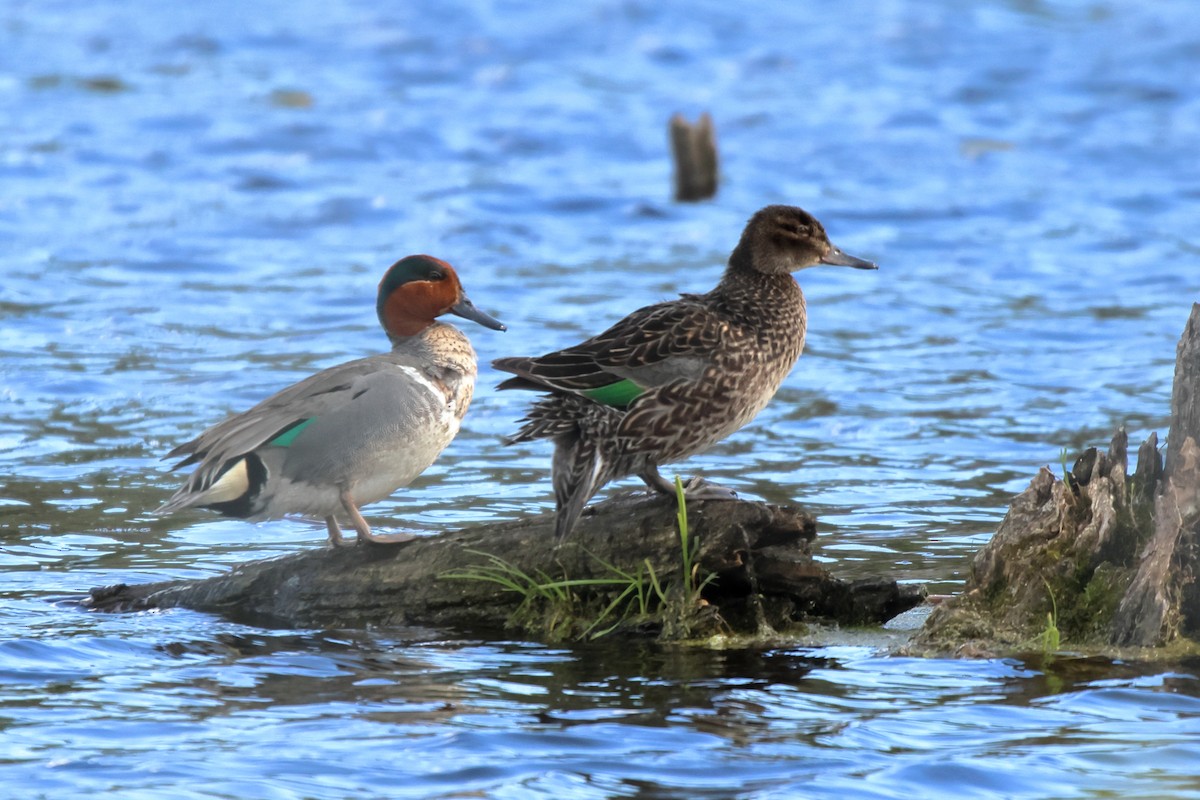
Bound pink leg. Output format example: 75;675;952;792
325;516;352;548
339;488;416;545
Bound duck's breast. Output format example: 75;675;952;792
271;363;462;511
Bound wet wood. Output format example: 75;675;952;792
1111;437;1200;646
669;112;718;202
913;303;1200;656
1167;303;1200;477
86;491;922;637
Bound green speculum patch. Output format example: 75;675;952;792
269;417;316;447
584;379;644;408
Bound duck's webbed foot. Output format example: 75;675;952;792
358;529;418;545
638;466;739;501
680;476;739;501
339;489;417;546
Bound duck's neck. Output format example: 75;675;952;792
727;237;755;274
388;321;478;375
706;266;807;377
711;266;805;328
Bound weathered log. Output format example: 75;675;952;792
669;112;718;202
912;304;1200;656
86;491;923;638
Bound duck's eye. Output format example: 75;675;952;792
428;270;447;281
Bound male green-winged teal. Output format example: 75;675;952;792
493;205;876;540
156;255;506;546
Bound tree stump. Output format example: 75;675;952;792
86;491;922;639
913;303;1200;656
1167;304;1200;477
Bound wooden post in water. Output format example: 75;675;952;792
669;112;719;202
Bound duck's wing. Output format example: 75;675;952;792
163;354;420;474
493;296;727;408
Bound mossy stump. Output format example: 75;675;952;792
913;303;1200;657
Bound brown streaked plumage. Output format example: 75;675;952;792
494;205;877;540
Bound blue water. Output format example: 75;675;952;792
3;0;1200;797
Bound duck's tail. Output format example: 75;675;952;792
501;394;606;445
498;392;628;540
551;431;613;542
154;454;265;519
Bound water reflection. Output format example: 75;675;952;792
7;627;1199;797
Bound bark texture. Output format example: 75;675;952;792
1167;303;1200;477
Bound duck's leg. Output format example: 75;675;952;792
338;488;416;545
638;465;677;496
639;464;739;501
324;516;353;548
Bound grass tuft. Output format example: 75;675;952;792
440;476;718;641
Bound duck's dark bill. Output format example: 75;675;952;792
451;297;507;331
821;247;878;270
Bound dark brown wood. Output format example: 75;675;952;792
1111;437;1200;646
1167;303;1200;477
86;491;922;637
669;112;719;202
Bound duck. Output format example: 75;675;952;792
493;205;876;540
156;254;506;546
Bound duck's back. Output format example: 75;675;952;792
615;271;807;460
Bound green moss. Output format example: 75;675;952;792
981;569;1009;607
1057;562;1130;644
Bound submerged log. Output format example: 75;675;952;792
669;112;719;202
86;491;922;638
913;303;1200;656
